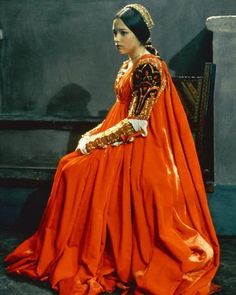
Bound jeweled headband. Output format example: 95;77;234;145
118;3;155;30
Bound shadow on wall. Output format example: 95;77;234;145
169;28;213;75
46;83;91;118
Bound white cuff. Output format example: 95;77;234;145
78;120;148;151
128;119;148;137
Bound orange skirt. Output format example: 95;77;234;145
4;58;220;294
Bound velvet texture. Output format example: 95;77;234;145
4;53;220;295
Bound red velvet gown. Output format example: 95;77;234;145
4;53;220;295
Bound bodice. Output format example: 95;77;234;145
114;53;160;105
114;59;133;104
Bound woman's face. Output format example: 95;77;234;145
112;18;141;55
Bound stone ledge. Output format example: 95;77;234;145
0;117;101;131
206;15;236;32
0;165;56;182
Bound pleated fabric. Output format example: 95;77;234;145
4;53;220;295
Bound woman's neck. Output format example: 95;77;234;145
128;48;150;64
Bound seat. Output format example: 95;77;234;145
0;63;216;192
172;63;216;192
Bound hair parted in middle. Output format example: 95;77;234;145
113;4;160;57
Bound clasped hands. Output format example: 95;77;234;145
75;119;148;155
75;135;124;155
75;136;90;155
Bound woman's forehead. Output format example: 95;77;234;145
112;18;128;30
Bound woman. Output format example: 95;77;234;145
4;3;220;295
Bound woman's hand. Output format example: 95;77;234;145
75;136;90;154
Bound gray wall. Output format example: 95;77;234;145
1;0;236;118
1;1;236;234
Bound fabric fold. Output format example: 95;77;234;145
4;53;220;295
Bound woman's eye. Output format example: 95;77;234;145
112;30;127;36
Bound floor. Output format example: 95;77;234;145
0;228;235;294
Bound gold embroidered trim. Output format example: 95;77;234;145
84;57;167;153
128;57;166;120
85;118;136;153
115;60;129;89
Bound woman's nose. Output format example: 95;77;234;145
114;33;121;42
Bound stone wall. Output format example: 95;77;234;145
0;0;236;117
1;1;236;234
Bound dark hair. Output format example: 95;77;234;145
113;7;160;57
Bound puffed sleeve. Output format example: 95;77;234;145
77;57;166;154
129;58;165;118
125;57;166;138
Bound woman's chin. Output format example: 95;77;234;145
116;47;127;55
